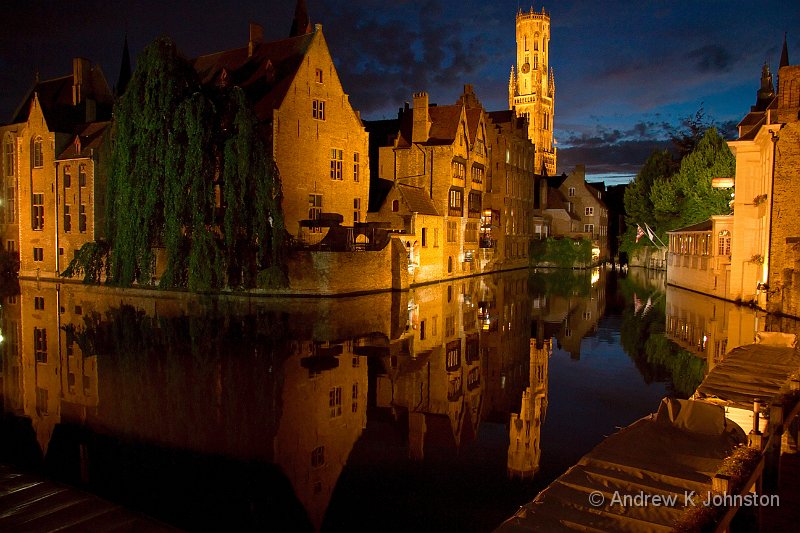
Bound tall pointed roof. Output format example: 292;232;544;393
116;35;132;97
290;0;312;37
780;32;789;69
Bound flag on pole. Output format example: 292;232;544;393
645;224;656;243
636;225;645;243
642;296;653;316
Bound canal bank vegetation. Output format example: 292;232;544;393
63;37;287;291
621;111;735;257
529;237;592;268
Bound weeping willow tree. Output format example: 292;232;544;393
106;37;198;286
98;36;286;290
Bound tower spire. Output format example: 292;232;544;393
780;32;789;68
290;0;312;37
116;34;132;97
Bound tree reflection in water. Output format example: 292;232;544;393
0;269;739;531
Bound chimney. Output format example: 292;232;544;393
412;91;430;143
72;57;91;105
248;22;264;57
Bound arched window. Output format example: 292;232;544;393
3;135;13;176
32;137;43;168
392;199;399;212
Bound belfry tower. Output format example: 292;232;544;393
509;6;556;175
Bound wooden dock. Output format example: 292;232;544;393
0;464;179;532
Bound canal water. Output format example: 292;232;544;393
0;268;778;532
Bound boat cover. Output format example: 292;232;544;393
496;399;744;532
693;344;800;409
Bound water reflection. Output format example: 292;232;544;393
0;268;696;531
665;284;764;371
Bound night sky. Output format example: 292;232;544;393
2;1;798;183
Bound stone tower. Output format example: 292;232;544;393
509;6;556;175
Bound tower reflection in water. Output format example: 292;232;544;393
1;269;630;531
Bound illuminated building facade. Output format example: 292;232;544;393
509;6;556;175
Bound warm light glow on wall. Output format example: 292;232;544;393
711;177;735;188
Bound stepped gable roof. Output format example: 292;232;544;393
11;66;112;131
193;31;314;122
668;219;713;233
398;183;439;216
57;121;110;159
427;104;463;145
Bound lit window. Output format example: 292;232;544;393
471;165;484;183
313;99;326;120
34;328;47;363
329;386;342;418
449;188;463;217
3;136;14;176
330;149;343;180
451;160;466;181
32;193;44;230
6;186;15;224
32;137;43;168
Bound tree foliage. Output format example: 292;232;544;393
103;37;287;290
622;127;734;253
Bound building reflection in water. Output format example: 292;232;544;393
507;338;550;479
1;280;388;530
665;284;764;372
0;268;648;530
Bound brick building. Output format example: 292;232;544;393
0;58;112;279
193;16;369;245
366;87;489;284
485;109;537;268
547;166;609;261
